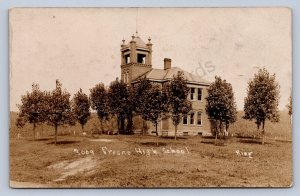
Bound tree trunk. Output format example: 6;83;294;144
142;119;147;135
215;120;221;145
55;125;58;145
120;118;125;133
33;123;36;140
215;129;218;145
155;122;158;136
220;121;223;139
126;115;133;134
225;123;229;140
117;117;120;135
100;119;103;134
262;120;265;145
117;118;120;135
174;125;177;140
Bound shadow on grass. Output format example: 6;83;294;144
139;142;167;147
275;139;292;143
28;138;53;142
239;139;266;145
160;136;188;140
47;140;80;145
201;139;226;146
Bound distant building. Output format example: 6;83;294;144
120;33;211;136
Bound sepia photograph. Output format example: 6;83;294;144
9;7;292;188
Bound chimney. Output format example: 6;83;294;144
164;58;171;70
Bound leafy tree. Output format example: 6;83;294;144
132;77;153;134
243;68;280;145
72;89;91;130
15;115;26;128
90;83;109;133
16;83;47;140
142;84;169;136
166;71;192;140
46;80;75;145
107;78;131;134
205;76;237;144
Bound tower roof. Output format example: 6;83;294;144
122;33;150;50
132;35;148;48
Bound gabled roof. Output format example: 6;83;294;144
132;67;210;85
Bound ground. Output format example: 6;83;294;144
10;134;292;188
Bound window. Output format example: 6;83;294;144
198;88;202;101
183;114;188;125
197;112;202;125
190;111;195;125
137;53;146;63
125;54;130;63
190;88;195;100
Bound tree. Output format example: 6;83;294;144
90;83;109;133
287;94;292;116
243;68;280;145
166;71;192;140
16;83;47;140
205;76;237;144
46;80;75;145
132;77;153;134
287;94;292;124
142;84;169;136
107;78;131;134
72;89;91;130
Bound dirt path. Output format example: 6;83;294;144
47;156;97;182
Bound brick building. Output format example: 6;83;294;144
120;34;211;136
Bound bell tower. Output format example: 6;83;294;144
120;33;153;84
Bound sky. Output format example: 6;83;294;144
9;8;292;111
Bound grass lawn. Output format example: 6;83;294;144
10;134;292;188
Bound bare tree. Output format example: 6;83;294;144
243;68;280;145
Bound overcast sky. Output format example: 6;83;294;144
9;8;291;111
